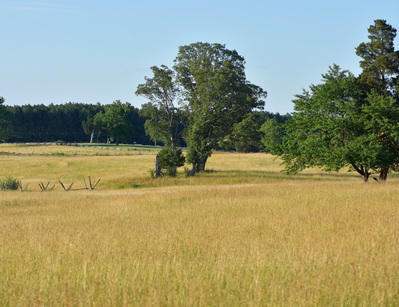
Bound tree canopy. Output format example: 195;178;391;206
135;65;183;147
356;19;399;97
93;101;134;144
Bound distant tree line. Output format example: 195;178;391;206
0;102;148;144
0;97;290;150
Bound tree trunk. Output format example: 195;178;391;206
189;164;196;176
90;130;94;144
351;163;370;182
379;167;389;181
191;156;208;174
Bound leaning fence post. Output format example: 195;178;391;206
155;154;161;177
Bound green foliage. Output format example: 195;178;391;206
0;176;20;191
280;20;399;181
0;96;10;142
260;118;283;154
93;101;134;144
158;147;185;168
136;66;183;147
173;42;267;173
157;147;185;177
3;103;104;143
141;119;166;145
82;115;94;136
82;114;95;142
224;113;263;153
280;64;399;181
356;19;399;96
163;166;177;177
281;65;358;173
0;102;151;144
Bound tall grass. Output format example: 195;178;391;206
1;145;399;305
1;183;399;305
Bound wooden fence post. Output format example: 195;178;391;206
155;154;161;177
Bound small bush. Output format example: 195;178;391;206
158;147;185;169
0;177;20;191
155;147;185;177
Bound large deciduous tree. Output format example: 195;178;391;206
93;101;133;144
135;65;183;148
279;20;399;181
281;65;399;181
173;42;267;173
280;66;362;176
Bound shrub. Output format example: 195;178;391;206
0;177;20;191
158;147;185;168
157;147;185;177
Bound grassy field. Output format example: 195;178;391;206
1;144;399;306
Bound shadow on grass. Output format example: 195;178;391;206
200;169;361;181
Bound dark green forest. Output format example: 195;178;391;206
0;102;148;144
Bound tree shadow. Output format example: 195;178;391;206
202;169;361;182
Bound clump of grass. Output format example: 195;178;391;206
148;168;156;178
0;176;20;191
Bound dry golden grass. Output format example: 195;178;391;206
1;145;399;305
0;144;156;156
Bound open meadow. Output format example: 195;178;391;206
1;144;399;306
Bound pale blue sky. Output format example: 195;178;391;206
1;0;398;114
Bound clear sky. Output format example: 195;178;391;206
1;0;398;114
